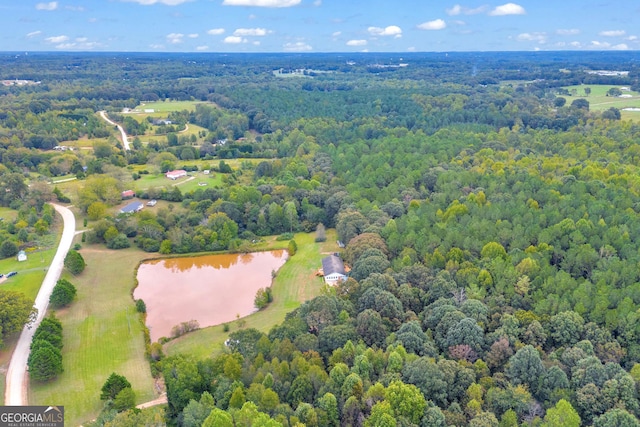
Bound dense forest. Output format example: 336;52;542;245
2;51;640;426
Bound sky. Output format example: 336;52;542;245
1;0;639;53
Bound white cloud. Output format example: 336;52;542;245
224;36;247;43
76;37;88;42
55;42;99;50
207;28;225;35
313;0;322;5
627;35;638;41
407;46;416;52
253;41;261;45
36;2;58;10
188;33;199;38
557;29;580;36
446;4;487;15
489;3;526;16
346;39;367;46
612;43;629;50
368;25;402;37
150;44;165;49
517;32;547;43
418;19;446;30
196;45;209;51
65;5;85;11
283;42;312;51
452;20;466;26
45;35;69;43
222;0;301;7
332;31;341;37
589;40;611;49
233;28;269;36
166;33;185;44
26;31;42;38
599;30;625;37
570;41;581;47
121;0;192;5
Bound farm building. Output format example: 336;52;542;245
121;190;135;199
120;201;144;214
166;170;187;180
321;255;348;285
17;250;27;262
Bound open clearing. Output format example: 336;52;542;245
561;84;640;120
164;229;338;359
28;246;156;427
131;100;205;114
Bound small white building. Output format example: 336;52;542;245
166;169;187;180
322;255;348;285
17;250;27;262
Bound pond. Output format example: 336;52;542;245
134;250;287;342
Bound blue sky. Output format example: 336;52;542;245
2;0;639;52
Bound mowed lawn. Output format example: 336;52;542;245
562;84;640;120
164;230;339;359
133;100;204;114
29;246;156;427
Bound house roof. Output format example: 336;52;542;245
121;190;135;196
120;201;143;213
166;169;186;176
322;255;346;276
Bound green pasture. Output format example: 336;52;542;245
0;248;56;301
132;100;205;114
29;245;156;427
0;207;18;222
561;84;640;120
164;229;338;359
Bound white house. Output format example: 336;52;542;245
17;250;27;262
322;255;348;285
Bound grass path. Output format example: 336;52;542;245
29;247;156;427
164;230;338;359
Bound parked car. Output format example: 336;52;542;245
6;271;17;278
146;199;157;207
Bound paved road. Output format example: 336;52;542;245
4;203;76;406
99;111;130;150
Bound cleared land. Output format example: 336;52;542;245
28;246;156;427
131;100;204;114
562;84;640;120
164;229;338;359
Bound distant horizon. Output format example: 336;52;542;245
1;50;639;55
2;1;639;53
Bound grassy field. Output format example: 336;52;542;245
562;84;640;120
29;245;156;426
134;171;224;193
164;229;338;359
132;100;205;114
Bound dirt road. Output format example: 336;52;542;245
4;203;76;406
99;111;130;150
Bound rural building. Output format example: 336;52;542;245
17;250;27;262
166;170;187;180
321;255;348;285
121;190;135;199
120;201;144;214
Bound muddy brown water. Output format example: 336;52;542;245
134;250;287;342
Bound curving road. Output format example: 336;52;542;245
4;203;76;406
99;111;130;150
